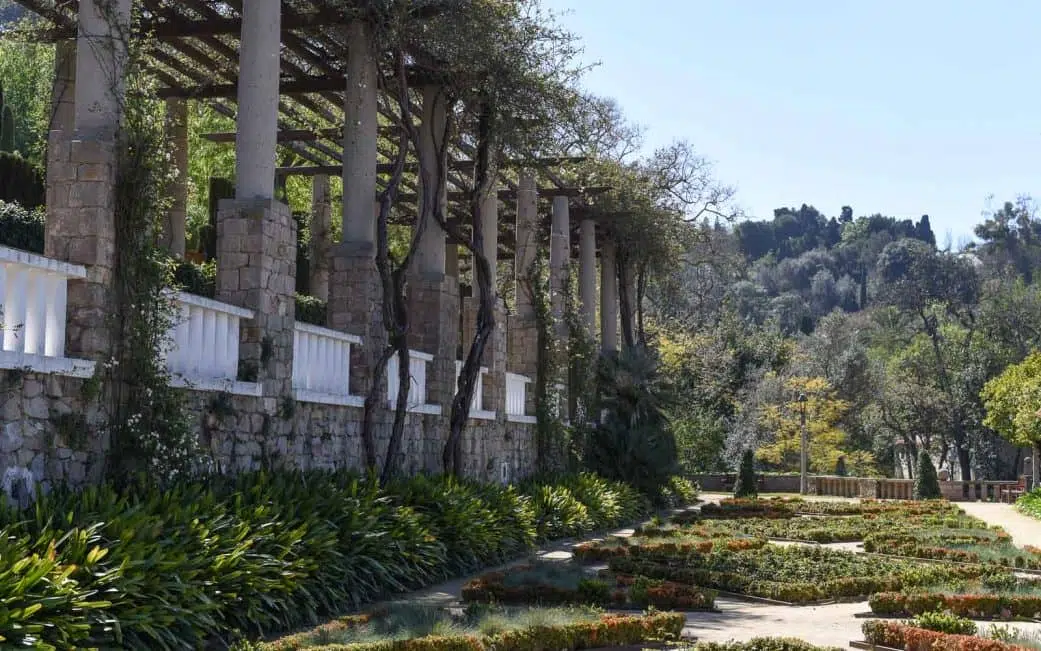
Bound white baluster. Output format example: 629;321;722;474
0;264;6;346
44;272;67;357
3;267;28;353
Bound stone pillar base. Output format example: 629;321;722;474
508;312;539;415
407;275;460;410
328;243;383;398
461;297;508;416
215;199;296;400
44;131;117;361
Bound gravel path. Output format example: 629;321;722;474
958;501;1041;548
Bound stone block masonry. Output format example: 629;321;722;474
0;367;536;491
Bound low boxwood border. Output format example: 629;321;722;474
259;611;688;651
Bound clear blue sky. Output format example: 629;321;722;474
543;0;1041;246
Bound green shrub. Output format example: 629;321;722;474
911;610;978;636
734;449;758;499
0;199;44;253
1017;488;1041;520
0;151;43;209
295;294;328;326
173;258;217;297
914;451;942;500
0;470;660;649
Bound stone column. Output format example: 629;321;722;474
234;0;280;201
480;190;499;302
407;85;458;419
341;20;377;246
309;174;332;301
549;196;570;332
415;86;448;279
600;238;619;355
329;20;384;401
163;98;188;257
508;171;539;412
44;0;130;361
49;40;76;141
513;171;538;318
73;0;131;138
215;0;295;438
579;219;597;337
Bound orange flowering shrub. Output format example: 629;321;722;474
870;591;1041;620
862;620;1032;651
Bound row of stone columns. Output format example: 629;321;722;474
46;0;623;420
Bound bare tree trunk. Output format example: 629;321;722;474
431;99;498;477
359;45;424;481
616;248;636;351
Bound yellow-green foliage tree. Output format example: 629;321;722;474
981;351;1041;484
757;376;877;475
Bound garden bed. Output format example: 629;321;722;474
460;562;718;611
858;619;1041;651
255;605;688;651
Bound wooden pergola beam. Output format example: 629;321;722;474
393;187;612;202
40;5;446;41
275;157;589;177
158;73;439;100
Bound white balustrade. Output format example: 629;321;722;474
293;322;363;407
505;372;536;423
387;350;440;414
0;245;93;377
454;360;495;420
165;291;260;396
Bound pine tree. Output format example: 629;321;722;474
734;449;758;499
913;450;942;500
835;455;847;477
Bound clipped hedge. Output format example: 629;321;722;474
862;620;1029;651
0;470;684;649
870;591;1041;620
0;199;44;253
258;611;687;651
1017;489;1041;520
688;639;843;651
461;566;716;611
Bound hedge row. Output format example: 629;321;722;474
460;567;716;611
870;591;1041;620
0;470;682;650
607;556;988;604
862;620;1029;651
572;537;765;563
258;611;687;651
688;640;843;651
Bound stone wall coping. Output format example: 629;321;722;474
505;372;533;384
294;389;365;408
455;361;490;374
169;290;255;320
293;322;362;344
506;414;538;424
0;351;95;378
168;375;263;397
409;350;435;362
0;245;87;279
410;403;441;415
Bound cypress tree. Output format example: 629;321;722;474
913;450;942;500
835;456;847;477
0;106;14;152
734;449;758;499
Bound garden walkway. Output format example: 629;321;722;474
958;501;1041;548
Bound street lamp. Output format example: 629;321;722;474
798;392;808;495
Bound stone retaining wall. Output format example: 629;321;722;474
0;368;536;494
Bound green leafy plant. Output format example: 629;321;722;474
911;610;978;636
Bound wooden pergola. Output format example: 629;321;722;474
14;0;611;259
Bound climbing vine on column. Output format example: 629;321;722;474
90;2;199;483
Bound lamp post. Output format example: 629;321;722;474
798;392;808;495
